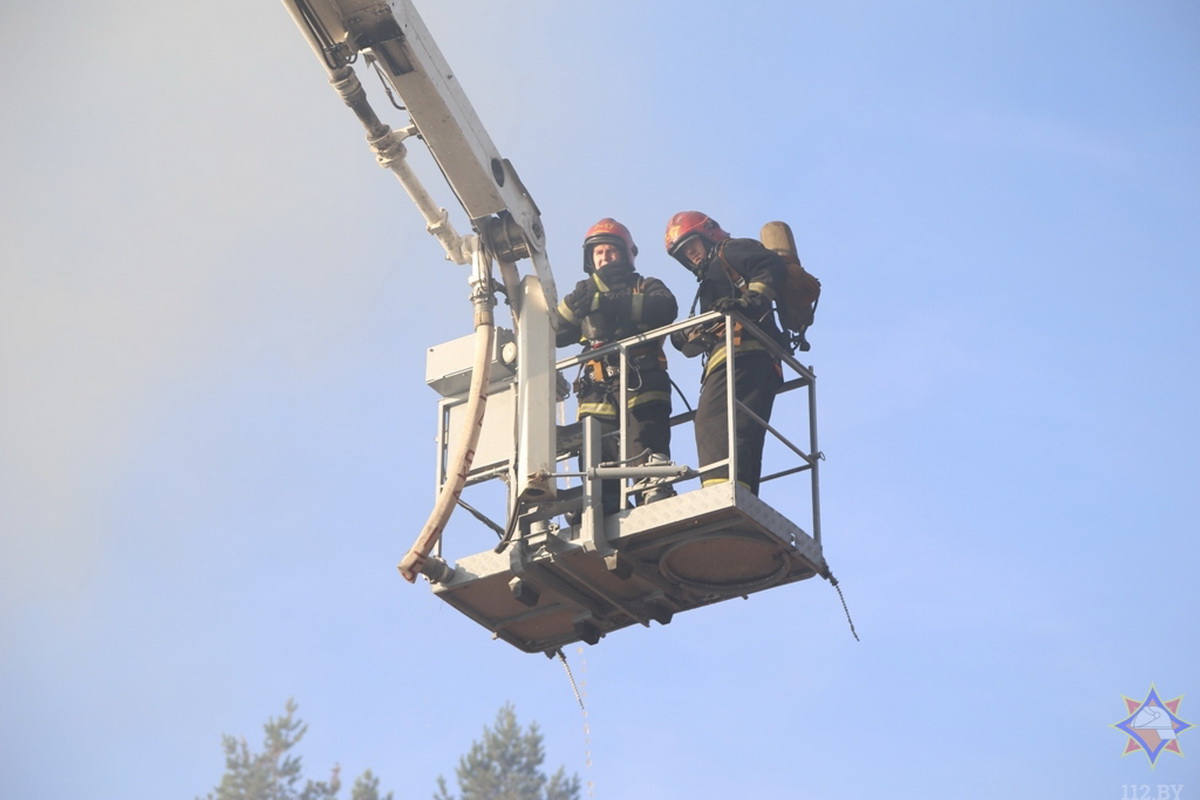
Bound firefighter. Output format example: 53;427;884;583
555;218;679;510
665;210;785;495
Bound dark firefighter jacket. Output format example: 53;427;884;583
684;237;786;378
554;262;678;418
555;263;677;349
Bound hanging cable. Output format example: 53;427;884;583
364;53;406;110
455;498;505;539
492;488;525;554
668;376;694;413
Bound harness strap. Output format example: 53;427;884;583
714;241;749;295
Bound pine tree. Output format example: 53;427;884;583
349;770;391;800
434;704;581;800
198;699;393;800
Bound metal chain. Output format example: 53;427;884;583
555;648;595;798
555;648;585;711
826;571;860;642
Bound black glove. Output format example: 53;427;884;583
597;290;630;320
567;287;597;317
713;292;766;314
671;328;711;358
711;295;748;313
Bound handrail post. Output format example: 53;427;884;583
808;372;822;545
724;313;738;491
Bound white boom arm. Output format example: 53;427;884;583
281;0;559;582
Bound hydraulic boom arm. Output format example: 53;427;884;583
282;0;560;582
281;0;556;303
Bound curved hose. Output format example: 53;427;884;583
398;249;495;582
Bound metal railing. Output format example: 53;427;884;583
554;309;822;544
433;309;823;563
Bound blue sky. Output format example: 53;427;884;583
2;1;1197;797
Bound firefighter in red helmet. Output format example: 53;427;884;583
555;218;679;510
665;211;786;495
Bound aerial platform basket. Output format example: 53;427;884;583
423;312;827;654
430;480;826;654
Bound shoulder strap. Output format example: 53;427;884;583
688;283;702;317
714;241;748;296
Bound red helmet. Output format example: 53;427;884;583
583;218;638;272
664;211;729;268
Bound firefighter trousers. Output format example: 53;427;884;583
577;367;672;511
694;349;782;495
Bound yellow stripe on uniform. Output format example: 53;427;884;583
577;401;617;417
558;299;578;325
627;390;670;408
701;477;753;490
703;339;769;378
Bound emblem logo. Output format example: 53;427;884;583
1113;685;1192;766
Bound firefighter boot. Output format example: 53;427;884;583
632;452;676;505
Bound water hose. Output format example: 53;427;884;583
399;243;494;581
